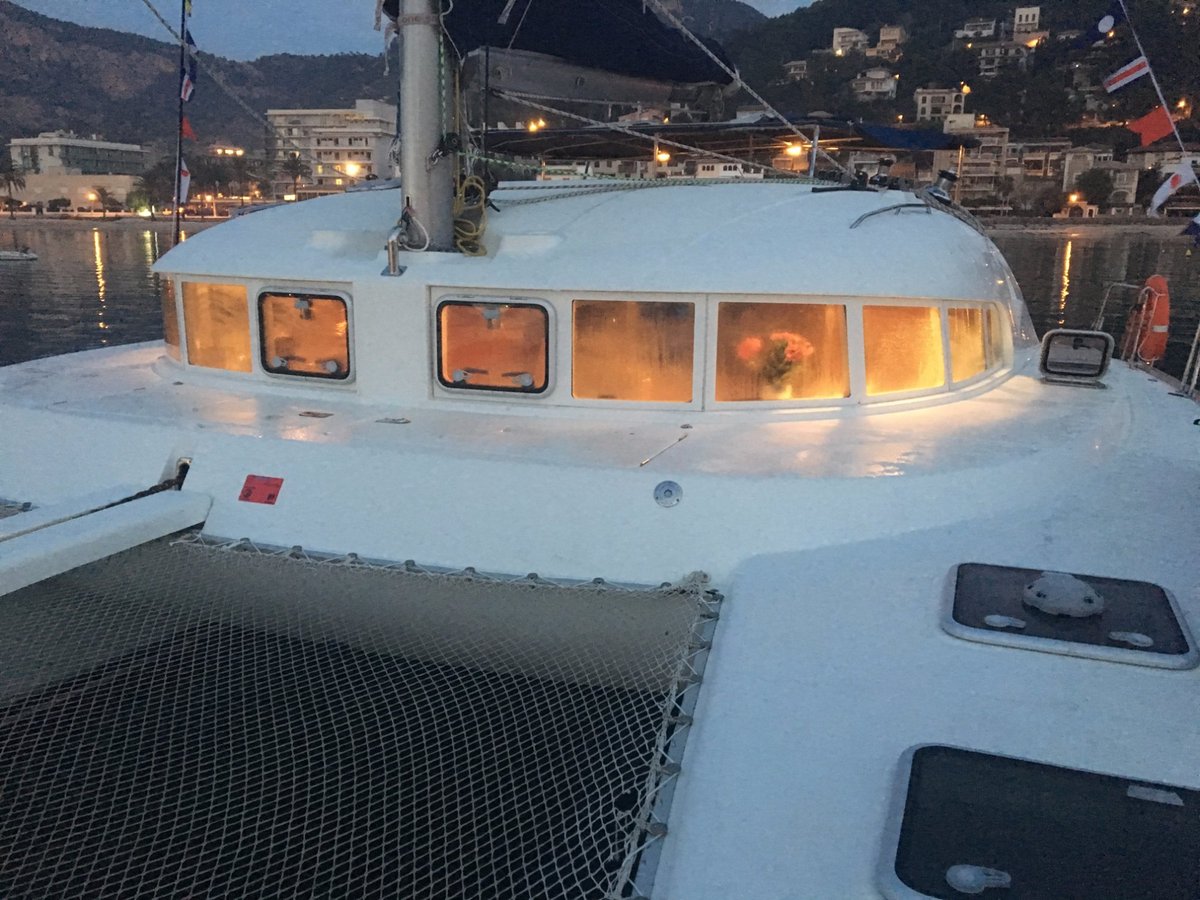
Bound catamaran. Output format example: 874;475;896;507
0;1;1197;897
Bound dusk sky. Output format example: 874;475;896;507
13;0;808;60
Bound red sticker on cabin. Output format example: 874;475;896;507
239;475;284;505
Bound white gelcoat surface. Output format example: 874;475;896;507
2;182;1197;896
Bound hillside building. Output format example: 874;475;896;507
955;18;997;40
867;25;907;61
977;42;1033;77
914;87;966;122
1013;7;1041;37
782;59;808;82
266;99;396;197
831;27;869;55
851;68;898;101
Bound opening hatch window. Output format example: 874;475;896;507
437;300;548;392
259;292;351;379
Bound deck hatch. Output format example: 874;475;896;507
942;562;1197;669
0;536;718;899
878;745;1200;899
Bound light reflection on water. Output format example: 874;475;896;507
0;222;1196;377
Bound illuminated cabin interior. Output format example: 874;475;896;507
162;279;1012;409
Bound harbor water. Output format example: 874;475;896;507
0;218;1197;377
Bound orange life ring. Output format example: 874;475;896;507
1121;275;1170;363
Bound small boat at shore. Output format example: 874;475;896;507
0;248;36;261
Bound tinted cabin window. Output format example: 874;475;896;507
948;307;987;382
986;304;1007;367
259;292;350;379
161;278;181;361
572;300;694;402
716;302;850;401
182;282;251;372
863;306;945;395
437;301;548;392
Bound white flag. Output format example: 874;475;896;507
1149;161;1194;216
177;158;192;208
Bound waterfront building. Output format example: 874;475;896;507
1061;146;1114;191
1005;138;1072;182
934;118;1010;202
5;131;147;210
266;99;397;197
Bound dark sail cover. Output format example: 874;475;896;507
383;0;735;86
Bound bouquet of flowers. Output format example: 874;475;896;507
735;331;815;387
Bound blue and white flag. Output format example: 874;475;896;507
1073;2;1126;48
1184;215;1200;247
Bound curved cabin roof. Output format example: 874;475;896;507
158;182;1034;336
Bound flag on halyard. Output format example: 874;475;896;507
185;29;197;53
178;158;191;206
180;56;197;101
1127;105;1174;146
1148;161;1195;216
1073;2;1126;47
1183;216;1200;247
181;116;197;141
1103;56;1149;93
184;0;192;15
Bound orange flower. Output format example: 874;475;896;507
736;336;764;361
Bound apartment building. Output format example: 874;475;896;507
914;87;966;122
266;99;396;196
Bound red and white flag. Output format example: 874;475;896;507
1103;56;1149;93
178;158;192;206
1148;161;1195;216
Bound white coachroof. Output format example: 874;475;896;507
158;182;1034;313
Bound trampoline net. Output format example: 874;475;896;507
0;534;719;899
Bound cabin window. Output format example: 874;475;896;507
986;304;1007;367
437;300;548;392
863;305;945;395
572;300;694;402
715;302;850;402
161;278;181;361
259;292;351;379
948;307;987;382
182;282;251;372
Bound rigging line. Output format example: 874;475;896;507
133;0;325;172
641;0;847;175
1115;0;1200;197
494;89;813;180
506;0;535;49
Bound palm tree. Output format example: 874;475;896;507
0;158;26;219
279;152;311;199
228;155;253;205
92;186;114;219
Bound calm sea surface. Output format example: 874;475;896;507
0;219;1197;377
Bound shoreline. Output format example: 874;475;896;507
1;213;1193;239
